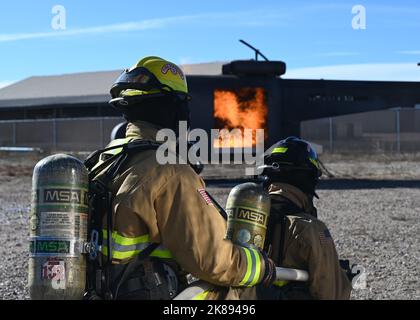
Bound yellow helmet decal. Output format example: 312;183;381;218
161;63;185;80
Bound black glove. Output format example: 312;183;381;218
339;259;358;281
261;251;276;287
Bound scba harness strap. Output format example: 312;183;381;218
84;139;162;300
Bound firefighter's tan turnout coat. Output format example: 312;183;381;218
93;121;267;298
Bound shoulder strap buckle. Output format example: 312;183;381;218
83;229;99;260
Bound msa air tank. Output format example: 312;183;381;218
225;182;271;250
28;154;88;300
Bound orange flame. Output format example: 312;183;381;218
213;88;268;148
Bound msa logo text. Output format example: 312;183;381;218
30;240;70;254
236;208;267;225
44;189;82;204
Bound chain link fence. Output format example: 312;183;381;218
301;108;420;154
1;109;420;154
0;117;123;151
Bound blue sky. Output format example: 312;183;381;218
1;0;420;87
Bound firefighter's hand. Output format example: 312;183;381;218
340;259;356;281
261;253;276;287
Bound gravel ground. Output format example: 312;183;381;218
0;152;419;300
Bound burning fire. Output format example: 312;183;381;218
213;87;268;148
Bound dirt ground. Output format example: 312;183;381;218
0;151;419;300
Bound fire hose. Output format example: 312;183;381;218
174;267;309;300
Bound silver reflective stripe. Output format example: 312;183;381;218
110;242;151;253
102;242;172;259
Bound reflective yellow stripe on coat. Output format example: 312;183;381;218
239;247;262;287
101;230;172;260
192;289;212;300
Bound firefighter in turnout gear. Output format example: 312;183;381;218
84;56;276;300
256;137;352;300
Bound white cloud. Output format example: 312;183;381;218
0;11;288;43
0;18;178;42
285;63;420;81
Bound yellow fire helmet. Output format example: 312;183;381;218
110;56;189;103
